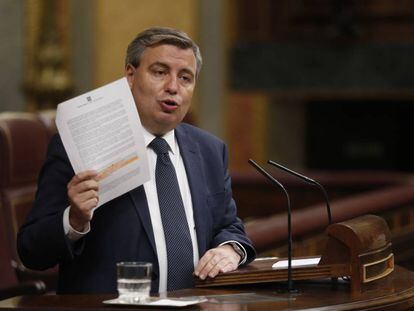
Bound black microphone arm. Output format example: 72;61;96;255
248;159;294;292
267;160;332;225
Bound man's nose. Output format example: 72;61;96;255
165;75;178;94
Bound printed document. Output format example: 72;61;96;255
56;77;150;207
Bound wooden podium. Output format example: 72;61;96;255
195;214;394;295
0;216;411;311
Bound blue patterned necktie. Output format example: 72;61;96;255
149;137;194;291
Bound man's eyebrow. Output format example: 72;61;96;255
180;68;195;78
149;62;195;77
149;62;169;69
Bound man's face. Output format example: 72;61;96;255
125;44;197;136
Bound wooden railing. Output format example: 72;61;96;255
242;183;414;270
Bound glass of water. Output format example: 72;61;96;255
117;262;152;303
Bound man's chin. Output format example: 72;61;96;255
149;119;181;136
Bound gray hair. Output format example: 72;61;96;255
125;27;202;78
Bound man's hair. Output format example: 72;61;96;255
125;27;202;78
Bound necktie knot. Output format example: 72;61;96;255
150;137;170;155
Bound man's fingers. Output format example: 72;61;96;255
72;179;99;193
220;261;237;274
70;190;99;208
197;255;229;279
68;170;98;188
194;250;213;277
195;245;241;280
67;171;100;232
68;183;99;206
68;174;99;203
207;257;226;278
195;250;225;280
76;170;99;180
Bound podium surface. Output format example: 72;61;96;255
1;266;414;311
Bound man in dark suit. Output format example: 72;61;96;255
17;27;256;294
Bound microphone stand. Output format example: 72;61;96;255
267;160;332;225
248;159;296;293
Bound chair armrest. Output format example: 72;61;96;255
12;261;57;292
0;280;46;301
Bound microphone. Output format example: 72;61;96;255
267;160;332;225
248;159;295;293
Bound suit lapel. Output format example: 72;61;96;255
175;125;208;254
129;186;157;254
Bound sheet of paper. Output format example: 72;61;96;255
147;298;206;307
56;77;150;207
272;257;321;269
103;297;207;307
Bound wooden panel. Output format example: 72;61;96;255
234;0;414;42
93;0;199;86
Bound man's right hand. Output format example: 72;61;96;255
67;170;99;232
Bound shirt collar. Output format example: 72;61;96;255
142;127;176;154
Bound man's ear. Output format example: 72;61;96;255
125;64;135;88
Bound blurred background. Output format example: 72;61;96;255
3;0;414;173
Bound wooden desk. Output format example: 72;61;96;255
1;266;414;311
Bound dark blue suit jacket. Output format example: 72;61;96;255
17;123;256;294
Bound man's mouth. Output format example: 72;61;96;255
162;99;178;107
159;99;179;112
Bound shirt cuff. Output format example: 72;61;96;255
63;206;90;241
219;240;247;265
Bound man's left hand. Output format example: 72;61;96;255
194;244;240;280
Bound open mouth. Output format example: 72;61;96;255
159;99;179;112
162;99;178;107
